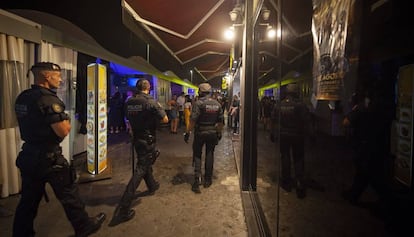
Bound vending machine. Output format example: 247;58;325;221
86;63;108;175
393;64;414;188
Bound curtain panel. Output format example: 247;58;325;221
0;33;34;197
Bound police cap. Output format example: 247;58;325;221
30;62;61;72
286;83;299;94
198;83;212;93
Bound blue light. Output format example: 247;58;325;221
188;88;195;95
109;62;144;75
128;78;139;87
265;89;273;97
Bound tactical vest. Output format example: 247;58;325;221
279;99;306;136
196;98;220;130
126;93;155;134
15;86;63;145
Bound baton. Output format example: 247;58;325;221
131;136;135;176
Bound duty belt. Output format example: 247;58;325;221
132;129;152;136
23;143;62;154
197;125;216;131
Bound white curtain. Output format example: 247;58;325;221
39;41;78;163
0;33;35;198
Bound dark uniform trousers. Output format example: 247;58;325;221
13;144;90;236
192;128;218;180
349;141;388;201
280;135;305;185
118;135;157;210
345;105;390;204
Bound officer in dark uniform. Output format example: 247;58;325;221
13;62;106;237
342;90;391;207
109;79;168;226
184;83;224;193
271;83;310;199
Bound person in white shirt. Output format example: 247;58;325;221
176;92;186;128
183;95;192;131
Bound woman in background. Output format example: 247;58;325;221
167;95;179;134
109;91;124;134
183;95;192;132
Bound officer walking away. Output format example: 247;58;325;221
184;83;224;193
109;79;168;226
13;62;106;237
271;83;310;199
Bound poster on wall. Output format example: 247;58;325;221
311;0;352;100
86;63;108;175
394;64;414;187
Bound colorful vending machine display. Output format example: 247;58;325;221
394;64;414;187
86;63;108;174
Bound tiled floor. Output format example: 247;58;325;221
0;127;247;237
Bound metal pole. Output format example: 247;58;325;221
240;0;259;191
146;44;150;62
276;0;283;236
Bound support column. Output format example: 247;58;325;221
240;0;260;191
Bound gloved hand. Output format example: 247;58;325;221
184;132;190;143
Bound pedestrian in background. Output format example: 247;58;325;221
184;83;224;193
167;95;179;134
230;94;240;134
124;90;135;134
108;91;124;134
177;92;186;128
14;62;105;237
183;95;192;132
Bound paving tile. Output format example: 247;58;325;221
0;127;247;237
1;125;411;237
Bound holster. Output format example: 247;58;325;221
46;147;75;184
135;133;158;165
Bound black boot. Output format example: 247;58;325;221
203;176;212;188
148;181;160;195
108;206;135;227
75;213;106;237
191;177;201;194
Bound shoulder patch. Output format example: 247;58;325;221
52;103;63;113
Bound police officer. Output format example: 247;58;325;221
271;83;310;199
342;90;391;207
109;79;168;226
184;83;224;193
13;62;106;237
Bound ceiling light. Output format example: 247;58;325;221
262;7;270;21
229;4;244;22
229;10;238;22
224;26;235;40
266;26;276;39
